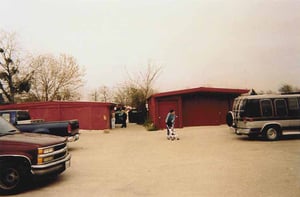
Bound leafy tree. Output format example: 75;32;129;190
0;31;33;103
278;84;296;94
28;54;85;101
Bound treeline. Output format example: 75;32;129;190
0;30;161;111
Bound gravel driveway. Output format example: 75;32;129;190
11;124;300;197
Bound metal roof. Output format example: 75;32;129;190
150;87;249;98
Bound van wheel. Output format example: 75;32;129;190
264;126;281;141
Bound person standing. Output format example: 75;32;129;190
165;109;175;138
111;110;116;129
121;108;127;128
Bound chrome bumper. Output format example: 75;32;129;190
31;153;71;176
67;133;80;142
235;128;251;135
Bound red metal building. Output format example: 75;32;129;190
0;101;113;130
147;87;249;129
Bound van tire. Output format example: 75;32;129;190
263;126;281;141
226;111;234;127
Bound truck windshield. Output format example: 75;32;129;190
0;117;19;136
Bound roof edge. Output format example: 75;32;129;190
149;87;250;99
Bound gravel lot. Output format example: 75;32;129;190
10;124;300;197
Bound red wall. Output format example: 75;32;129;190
157;99;180;129
0;101;113;130
148;90;243;129
182;95;230;126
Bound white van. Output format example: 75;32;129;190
226;94;300;140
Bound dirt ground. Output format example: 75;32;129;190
11;124;300;197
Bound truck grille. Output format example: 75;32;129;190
37;142;68;165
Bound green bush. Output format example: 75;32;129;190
143;119;158;131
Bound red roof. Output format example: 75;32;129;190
0;101;113;110
150;87;249;98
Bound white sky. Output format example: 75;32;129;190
1;0;300;94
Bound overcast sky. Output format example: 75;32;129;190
1;0;300;94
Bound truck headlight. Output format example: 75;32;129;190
38;147;54;154
38;156;54;164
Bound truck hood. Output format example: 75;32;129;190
0;132;67;147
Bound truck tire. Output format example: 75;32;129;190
0;162;26;194
263;126;281;141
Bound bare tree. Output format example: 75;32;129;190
0;30;33;103
28;54;85;101
89;89;99;102
114;83;130;105
128;63;161;100
98;86;112;102
89;86;114;102
116;63;161;109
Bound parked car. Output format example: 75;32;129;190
0;117;71;194
227;94;300;140
0;110;79;142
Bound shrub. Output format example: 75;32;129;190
143;119;158;131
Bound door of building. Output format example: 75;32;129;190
158;100;179;129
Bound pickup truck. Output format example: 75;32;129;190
0;116;71;194
0;110;79;142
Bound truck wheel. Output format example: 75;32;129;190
264;126;280;141
0;162;25;194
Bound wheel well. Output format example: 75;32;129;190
262;124;282;134
0;156;31;172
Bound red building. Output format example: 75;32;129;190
0;101;114;130
147;87;249;129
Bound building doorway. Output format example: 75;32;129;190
157;100;179;129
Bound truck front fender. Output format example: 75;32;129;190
0;155;32;168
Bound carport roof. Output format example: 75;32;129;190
149;87;249;98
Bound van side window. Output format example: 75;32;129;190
261;100;273;117
245;99;260;117
275;99;287;116
288;98;300;116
